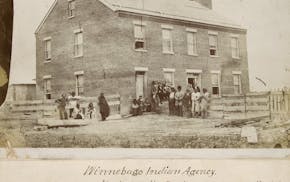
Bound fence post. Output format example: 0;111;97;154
268;91;272;120
244;94;247;116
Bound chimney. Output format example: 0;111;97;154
191;0;212;9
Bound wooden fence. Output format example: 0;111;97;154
210;90;290;120
269;89;290;120
10;94;121;119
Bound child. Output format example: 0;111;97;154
74;103;84;119
87;102;96;119
131;99;140;116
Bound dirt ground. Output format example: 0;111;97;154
0;110;289;148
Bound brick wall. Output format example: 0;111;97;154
36;0;250;114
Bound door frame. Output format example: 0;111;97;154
134;67;148;98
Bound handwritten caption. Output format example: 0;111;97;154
83;165;216;178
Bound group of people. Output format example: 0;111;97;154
130;81;211;119
55;92;110;121
169;86;210;119
130;96;151;116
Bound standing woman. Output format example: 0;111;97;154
98;93;110;121
174;86;184;117
191;87;201;117
183;89;192;118
200;88;210;119
168;87;175;116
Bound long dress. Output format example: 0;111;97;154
191;92;201;115
183;92;192;118
98;95;110;121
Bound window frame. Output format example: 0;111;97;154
232;72;242;95
211;71;221;96
208;31;219;57
161;25;174;54
163;68;175;86
43;75;52;100
68;0;76;18
231;35;240;59
75;71;84;96
73;29;83;58
186;28;198;56
133;22;147;51
43;37;52;61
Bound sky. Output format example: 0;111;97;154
9;0;290;91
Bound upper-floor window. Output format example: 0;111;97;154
68;0;76;18
75;71;84;96
44;37;51;61
186;29;197;56
162;25;173;54
134;24;146;50
208;32;218;56
74;30;83;57
231;36;240;59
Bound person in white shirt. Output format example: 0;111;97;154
191;87;201;117
68;92;79;118
168;87;175;116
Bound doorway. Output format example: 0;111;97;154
136;71;147;98
187;73;201;89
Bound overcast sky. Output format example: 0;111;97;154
10;0;290;91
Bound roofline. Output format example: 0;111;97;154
116;10;247;33
35;0;58;34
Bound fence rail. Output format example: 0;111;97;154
9;94;121;119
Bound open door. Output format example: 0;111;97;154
136;71;146;98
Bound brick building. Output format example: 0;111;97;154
35;0;250;114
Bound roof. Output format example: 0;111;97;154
99;0;244;30
35;0;245;34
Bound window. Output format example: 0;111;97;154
211;72;220;95
43;78;52;100
162;28;173;53
233;74;242;94
75;73;84;96
187;32;197;55
68;0;76;17
231;36;240;58
44;38;51;60
209;34;218;56
163;69;175;86
74;31;83;57
134;24;146;50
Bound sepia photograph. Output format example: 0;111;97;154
1;0;290;149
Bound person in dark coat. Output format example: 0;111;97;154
168;87;175;116
98;93;110;121
183;89;192;118
55;94;68;120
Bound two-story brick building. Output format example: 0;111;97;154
35;0;250;114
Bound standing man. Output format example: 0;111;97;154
56;94;68;120
175;86;184;117
98;93;110;121
68;91;79;118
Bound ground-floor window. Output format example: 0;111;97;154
43;77;52;100
233;73;242;95
211;71;220;96
75;73;84;96
163;69;175;86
